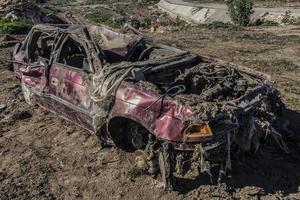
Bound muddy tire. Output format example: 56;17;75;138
158;143;175;191
21;80;35;106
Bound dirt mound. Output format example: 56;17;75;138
0;0;64;23
0;34;18;48
0;34;16;42
0;0;40;21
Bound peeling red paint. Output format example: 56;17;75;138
110;82;198;143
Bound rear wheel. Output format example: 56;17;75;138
21;80;35;106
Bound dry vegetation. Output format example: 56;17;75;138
0;0;300;199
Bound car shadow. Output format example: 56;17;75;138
176;108;300;196
283;108;300;131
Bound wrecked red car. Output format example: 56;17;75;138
12;24;287;190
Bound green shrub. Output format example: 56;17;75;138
133;0;160;5
254;12;279;27
206;21;233;29
85;11;123;28
175;16;186;27
282;10;300;25
225;0;254;27
42;6;61;15
282;10;292;24
142;16;152;26
0;19;32;34
113;5;126;16
261;20;279;26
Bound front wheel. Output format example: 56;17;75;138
21;80;35;106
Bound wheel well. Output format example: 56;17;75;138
107;117;151;150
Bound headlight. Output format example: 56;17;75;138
183;122;213;142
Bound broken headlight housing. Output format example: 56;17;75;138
183;122;213;142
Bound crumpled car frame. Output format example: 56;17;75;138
12;24;288;191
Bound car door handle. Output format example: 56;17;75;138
51;77;58;86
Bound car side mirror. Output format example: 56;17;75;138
82;58;93;73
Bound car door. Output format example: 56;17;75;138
23;30;57;90
48;35;94;131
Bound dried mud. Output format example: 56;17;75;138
1;26;300;200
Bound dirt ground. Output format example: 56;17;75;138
1;25;300;199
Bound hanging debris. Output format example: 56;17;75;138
12;24;289;191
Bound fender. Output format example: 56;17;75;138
108;81;196;143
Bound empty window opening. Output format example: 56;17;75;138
58;37;87;69
28;31;55;62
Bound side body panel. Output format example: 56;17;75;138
50;64;92;110
35;95;94;132
39;62;94;131
109;82;205;144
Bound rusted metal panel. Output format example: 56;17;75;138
36;95;94;131
50;63;92;110
109;81;213;145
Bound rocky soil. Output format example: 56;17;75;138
0;1;300;199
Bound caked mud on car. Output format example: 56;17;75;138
12;24;288;190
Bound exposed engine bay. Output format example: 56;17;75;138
144;62;262;102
